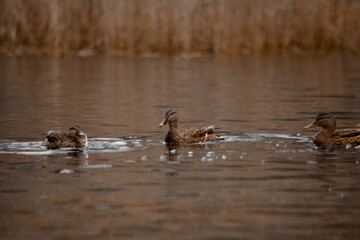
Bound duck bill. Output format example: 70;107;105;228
304;121;317;129
159;118;168;127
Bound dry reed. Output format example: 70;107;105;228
0;0;359;55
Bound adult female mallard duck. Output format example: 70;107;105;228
304;113;360;146
159;109;221;145
42;125;88;149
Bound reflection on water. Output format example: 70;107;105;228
1;53;360;239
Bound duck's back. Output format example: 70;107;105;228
43;130;86;149
332;129;360;145
180;127;220;143
62;132;87;148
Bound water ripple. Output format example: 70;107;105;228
0;138;145;155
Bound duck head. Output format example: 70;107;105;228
69;125;85;136
304;113;336;134
70;125;88;148
43;130;62;149
159;109;178;129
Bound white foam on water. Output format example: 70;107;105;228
0;138;141;155
79;164;112;169
244;133;309;141
0;150;60;155
0;141;44;151
124;160;136;163
223;135;262;142
87;140;127;149
84;146;132;154
132;142;142;147
91;138;125;141
307;161;318;164
206;151;215;157
58;169;75;174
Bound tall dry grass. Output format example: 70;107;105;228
0;0;359;55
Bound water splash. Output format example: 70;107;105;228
244;133;309;141
0;138;144;155
56;169;75;174
79;164;112;169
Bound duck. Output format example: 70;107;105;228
42;125;88;149
304;113;360;146
159;109;221;145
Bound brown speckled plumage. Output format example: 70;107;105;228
159;109;220;145
42;125;87;149
304;113;360;147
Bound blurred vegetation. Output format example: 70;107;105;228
0;0;359;56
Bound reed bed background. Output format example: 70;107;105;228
0;0;359;55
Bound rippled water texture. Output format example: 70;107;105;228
1;54;360;239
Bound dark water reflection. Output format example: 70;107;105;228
1;53;360;239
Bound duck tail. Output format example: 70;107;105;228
205;125;224;140
205;125;216;134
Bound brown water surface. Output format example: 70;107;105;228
1;53;360;239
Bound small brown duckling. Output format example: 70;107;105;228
159;109;221;145
42;125;88;149
304;113;360;146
